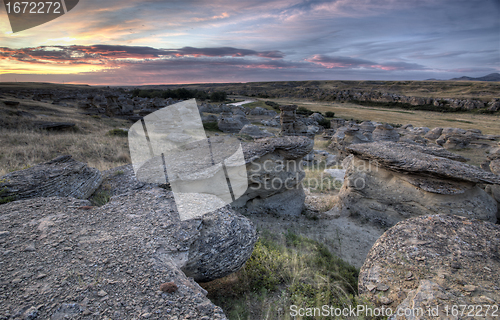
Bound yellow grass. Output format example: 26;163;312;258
0;99;131;175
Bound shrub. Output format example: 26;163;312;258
325;111;335;118
265;101;281;110
296;106;314;116
106;129;128;137
318;118;331;128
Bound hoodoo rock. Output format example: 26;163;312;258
234;136;314;216
0;155;103;202
0;189;257;319
337;141;498;226
359;215;500;320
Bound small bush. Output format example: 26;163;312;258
296;106;314;116
265;101;281;110
325;111;335;118
106;129;128;137
318;118;331;129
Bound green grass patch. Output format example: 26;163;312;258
203;121;222;132
244;100;275;110
106;128;128;137
202;230;383;320
0;179;16;205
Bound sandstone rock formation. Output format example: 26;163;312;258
359;215;500;320
0;155;103;202
233;136;314;216
0;188;257;319
279;105;310;137
337;141;499;226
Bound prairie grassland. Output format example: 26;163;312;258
0;100;131;175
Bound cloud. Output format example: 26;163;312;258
306;54;426;71
0;45;285;67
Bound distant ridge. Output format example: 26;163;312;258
449;73;500;82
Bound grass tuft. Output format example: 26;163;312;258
106;128;128;137
0;179;16;205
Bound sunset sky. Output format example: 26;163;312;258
0;0;499;85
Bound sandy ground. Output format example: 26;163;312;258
241;198;386;269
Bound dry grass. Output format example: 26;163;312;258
0;99;131;175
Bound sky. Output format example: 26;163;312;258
0;0;499;85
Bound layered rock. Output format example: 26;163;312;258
0;189;257;319
279;105;309;137
233;136;314;216
337;141;499;226
359;215;500;320
0;155;103;202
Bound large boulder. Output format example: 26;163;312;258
0;155;103;202
337;141;498;226
359;215;500;319
233;136;314;216
218;117;244;133
0;189;257;319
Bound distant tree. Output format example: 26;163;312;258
210;91;227;102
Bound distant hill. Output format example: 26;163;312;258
449;73;500;82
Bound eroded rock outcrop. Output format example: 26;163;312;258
239;124;274;139
359;215;500;320
233;136;314;216
337;141;499;226
0;189;257;319
0;155;103;202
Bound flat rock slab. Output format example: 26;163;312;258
347;141;500;185
0;155;103;202
359;215;500;319
0;189;257;319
